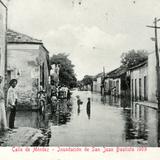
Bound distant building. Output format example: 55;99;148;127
7;29;50;109
83;84;92;91
92;73;104;93
102;78;113;95
103;66;129;97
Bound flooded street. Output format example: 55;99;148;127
15;91;159;147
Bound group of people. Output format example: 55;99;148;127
51;84;71;101
0;77;18;131
50;82;72;112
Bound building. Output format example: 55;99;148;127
0;0;7;88
92;78;97;92
129;61;148;101
7;29;50;110
103;66;129;97
129;52;160;103
92;73;104;93
0;0;7;130
102;77;113;95
83;84;92;91
148;53;159;102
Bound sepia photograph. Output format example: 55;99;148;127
0;0;160;147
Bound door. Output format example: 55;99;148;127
144;76;148;100
135;79;137;100
139;78;142;100
132;79;134;98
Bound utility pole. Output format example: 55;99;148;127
147;17;160;111
103;66;105;78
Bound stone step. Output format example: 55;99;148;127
1;127;49;146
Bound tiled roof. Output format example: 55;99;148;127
129;60;148;71
105;66;127;79
7;29;42;44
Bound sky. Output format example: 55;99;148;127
7;0;160;80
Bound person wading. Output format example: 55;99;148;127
7;79;18;129
86;98;91;119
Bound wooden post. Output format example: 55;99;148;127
147;18;160;111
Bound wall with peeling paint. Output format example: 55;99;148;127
7;43;49;110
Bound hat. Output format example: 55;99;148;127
9;79;17;86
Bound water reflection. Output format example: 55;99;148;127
51;113;71;126
120;97;131;109
100;95;158;146
101;95;121;107
77;106;80;115
13;92;160;146
157;111;160;147
15;110;51;129
124;104;148;143
15;100;73;128
50;100;72;126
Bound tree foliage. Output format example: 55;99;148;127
121;49;148;68
82;75;93;85
50;53;77;88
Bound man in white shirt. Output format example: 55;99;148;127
7;79;18;129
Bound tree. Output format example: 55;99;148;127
121;49;148;68
82;75;93;85
50;53;77;88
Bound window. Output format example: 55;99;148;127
132;79;133;97
144;76;148;100
40;63;45;88
139;78;142;100
135;79;137;100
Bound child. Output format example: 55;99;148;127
76;95;83;106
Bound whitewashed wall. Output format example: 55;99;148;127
0;1;7;86
7;43;49;109
148;53;158;102
130;64;148;100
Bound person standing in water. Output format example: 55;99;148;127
0;76;7;131
86;98;91;119
7;79;18;129
76;95;83;115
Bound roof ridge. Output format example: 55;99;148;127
129;60;148;70
7;29;42;44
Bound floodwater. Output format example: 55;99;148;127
14;91;160;147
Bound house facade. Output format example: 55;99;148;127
148;53;159;102
0;0;7;87
129;52;160;103
7;29;50;109
102;66;129;97
0;0;7;130
129;61;148;101
110;78;121;96
92;73;103;93
92;79;97;92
